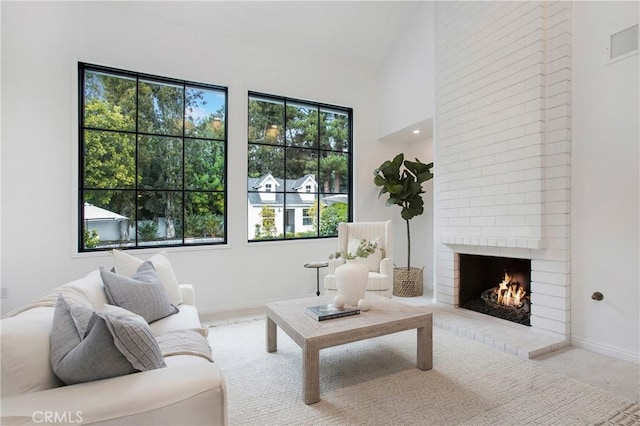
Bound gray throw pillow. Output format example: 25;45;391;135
99;305;166;371
50;295;166;385
100;261;178;323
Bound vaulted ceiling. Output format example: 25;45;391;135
103;1;423;70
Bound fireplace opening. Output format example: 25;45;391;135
459;254;531;326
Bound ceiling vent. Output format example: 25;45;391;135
608;24;638;64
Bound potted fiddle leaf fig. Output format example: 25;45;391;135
374;153;434;296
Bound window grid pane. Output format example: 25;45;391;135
79;63;227;251
248;92;352;242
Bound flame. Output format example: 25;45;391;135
495;272;526;307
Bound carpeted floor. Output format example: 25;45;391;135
207;317;639;426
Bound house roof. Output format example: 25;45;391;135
83;203;128;221
251;173;280;190
247;191;311;208
291;174;317;190
324;194;348;205
247;174;317;207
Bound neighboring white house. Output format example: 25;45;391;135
83;202;129;242
247;173;318;239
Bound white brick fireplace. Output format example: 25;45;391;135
434;1;572;343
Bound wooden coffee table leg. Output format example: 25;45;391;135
416;315;433;370
266;316;277;353
303;342;320;404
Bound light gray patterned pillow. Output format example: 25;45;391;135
100;261;178;323
50;295;166;385
99;305;166;371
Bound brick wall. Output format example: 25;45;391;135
434;1;572;339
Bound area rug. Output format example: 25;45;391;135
207;317;638;425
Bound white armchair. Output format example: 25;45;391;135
323;221;393;298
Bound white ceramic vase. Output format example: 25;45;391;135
335;259;368;306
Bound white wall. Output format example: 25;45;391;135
375;2;435;292
0;2;396;314
571;1;639;362
378;1;435;138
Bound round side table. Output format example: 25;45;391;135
304;261;329;296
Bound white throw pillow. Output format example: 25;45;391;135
347;237;383;272
112;250;183;306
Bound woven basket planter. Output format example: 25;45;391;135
392;267;424;297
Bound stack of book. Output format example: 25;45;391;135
305;304;360;321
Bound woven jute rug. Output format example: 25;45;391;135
208;317;638;425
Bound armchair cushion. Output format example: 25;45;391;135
347;237;382;272
324;221;393;298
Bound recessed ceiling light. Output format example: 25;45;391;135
412;129;420;134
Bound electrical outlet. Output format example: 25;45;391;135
0;288;8;299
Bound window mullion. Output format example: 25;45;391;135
283;99;288;239
181;84;186;245
134;75;140;247
316;107;321;238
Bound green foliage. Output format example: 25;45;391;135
138;220;158;241
308;200;348;237
185;213;223;238
255;205;277;239
320;153;348;192
293;231;316;238
374;153;433;221
320;111;349;151
248;97;285;145
185;140;225;191
83;101;136;210
332;239;378;260
285;104;318;148
83;228;100;249
374;153;434;268
137;80;184;135
321;202;347;236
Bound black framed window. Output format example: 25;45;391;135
247;92;352;241
79;63;227;251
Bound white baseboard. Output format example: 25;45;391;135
198;293;312;318
571;336;640;365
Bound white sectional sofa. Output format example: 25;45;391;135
0;263;227;425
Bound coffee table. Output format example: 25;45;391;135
265;295;432;404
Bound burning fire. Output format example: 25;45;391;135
496;272;526;307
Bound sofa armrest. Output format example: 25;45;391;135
1;363;227;426
327;258;345;274
380;257;393;276
179;284;195;306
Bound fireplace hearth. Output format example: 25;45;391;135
459;254;531;326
